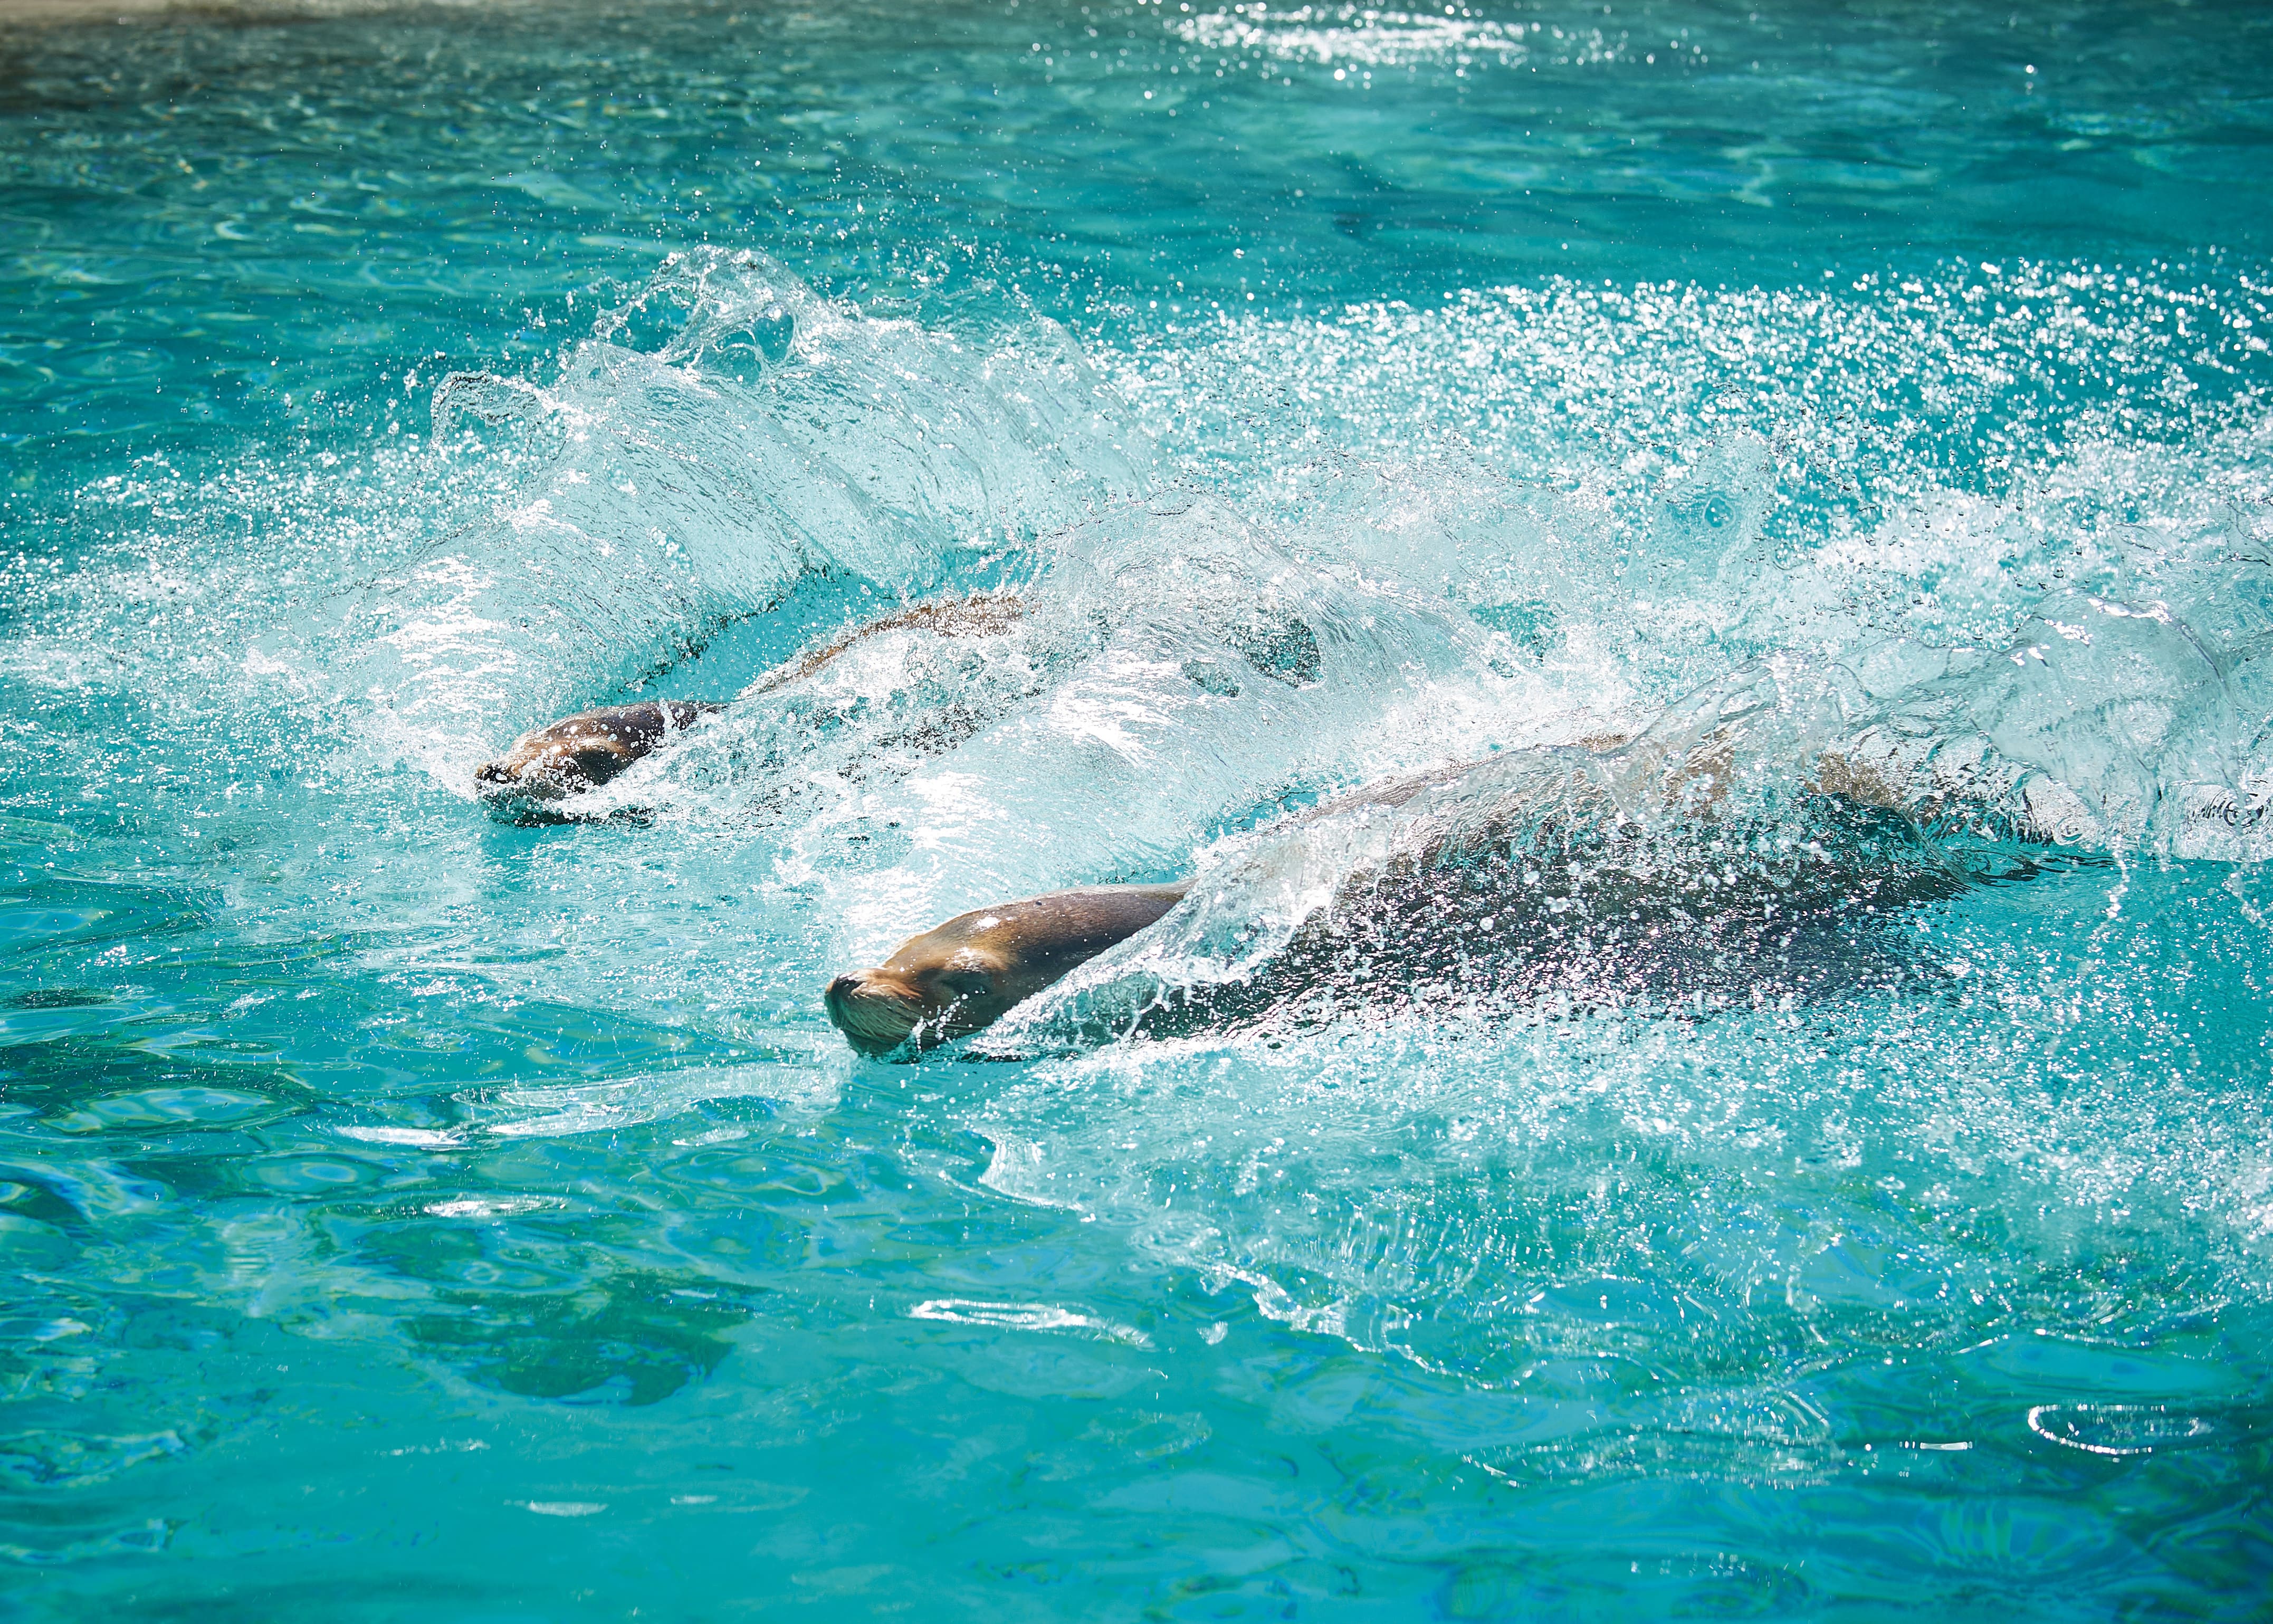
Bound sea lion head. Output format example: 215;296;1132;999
824;884;1190;1056
824;942;1020;1056
475;731;640;803
474;702;709;805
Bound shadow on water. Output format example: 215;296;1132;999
398;1260;758;1407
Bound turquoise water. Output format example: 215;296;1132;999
4;0;2273;1614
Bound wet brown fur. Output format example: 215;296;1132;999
746;593;1026;698
475;701;718;803
824;883;1190;1055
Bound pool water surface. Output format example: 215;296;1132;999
1;1;2270;1617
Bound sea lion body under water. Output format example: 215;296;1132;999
742;592;1027;698
474;593;1027;811
819;710;2063;1054
816;748;1608;1055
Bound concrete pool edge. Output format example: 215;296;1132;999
0;0;533;27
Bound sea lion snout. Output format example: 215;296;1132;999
824;969;930;1056
473;744;606;803
823;959;999;1055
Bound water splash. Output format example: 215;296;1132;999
305;249;1155;784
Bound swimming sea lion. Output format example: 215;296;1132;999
823;883;1190;1055
474;700;719;805
814;744;1607;1055
817;735;1672;1054
818;689;2032;1054
474;593;1026;806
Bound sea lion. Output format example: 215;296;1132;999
817;737;1672;1055
474;593;1026;807
818;693;2044;1054
813;746;1606;1055
824;883;1190;1055
474;700;720;805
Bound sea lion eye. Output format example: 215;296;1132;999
937;969;994;1000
